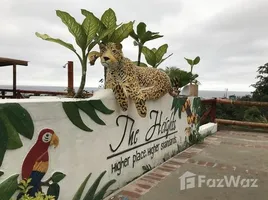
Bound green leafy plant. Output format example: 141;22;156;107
62;100;114;132
130;22;163;66
72;171;116;200
17;179;56;200
141;45;173;68
0;103;34;167
36;8;133;98
0;174;19;200
184;56;201;84
163;67;198;93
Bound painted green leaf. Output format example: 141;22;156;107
93;179;116;200
97;25;118;44
81;9;93;17
101;8;117;29
51;172;66;183
142;46;156;67
56;10;87;50
129;30;139;41
89;100;114;115
155;44;168;63
76;102;105;125
193;56;200;65
0;112;23;150
47;183;60;200
72;173;92;200
83;171;107;200
3;103;34;140
82;13;99;46
109;21;134;43
0;171;3;177
35;33;76;52
0;174;19;200
62;102;93;132
0;120;8;166
137;22;146;37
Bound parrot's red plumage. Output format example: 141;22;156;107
17;128;59;199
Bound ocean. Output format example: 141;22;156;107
0;85;252;99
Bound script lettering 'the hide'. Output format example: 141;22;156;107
109;115;139;153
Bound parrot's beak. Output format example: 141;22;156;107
50;133;59;148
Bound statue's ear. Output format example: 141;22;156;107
115;43;123;50
99;42;105;49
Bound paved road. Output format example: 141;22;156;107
106;130;268;200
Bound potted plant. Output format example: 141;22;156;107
184;56;201;96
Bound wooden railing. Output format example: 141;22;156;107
201;98;268;128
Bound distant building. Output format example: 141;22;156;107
229;95;237;100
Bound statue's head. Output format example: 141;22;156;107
99;42;124;68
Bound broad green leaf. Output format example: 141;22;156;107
47;183;60;200
89;100;114;114
137;22;146;37
130;30;139;41
93;179;116;199
56;10;87;50
155;53;173;68
142;46;156;67
51;172;66;183
76;101;106;125
72;173;92;200
82;13;100;46
101;8;116;30
109;21;134;43
83;171;107;200
97;25;118;43
0;119;8;167
140;31;163;44
184;57;193;66
3;103;34;140
81;9;93;17
155;44;168;63
0;174;19;200
35;33;76;52
62;102;93;132
193;56;200;65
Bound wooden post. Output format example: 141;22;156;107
13;64;17;98
67;61;74;95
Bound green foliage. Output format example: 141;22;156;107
130;22;165;66
251;63;268;101
72;171;116;200
141;45;173;68
163;67;198;90
36;8;133;98
0;104;34;167
62;100;114;132
0;174;19;200
184;56;201;84
244;106;267;123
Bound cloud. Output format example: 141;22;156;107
0;0;267;91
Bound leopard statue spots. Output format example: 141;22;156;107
89;42;176;118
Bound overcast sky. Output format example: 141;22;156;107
1;0;267;91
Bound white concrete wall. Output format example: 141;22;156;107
0;89;203;200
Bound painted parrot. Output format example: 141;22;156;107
17;128;59;199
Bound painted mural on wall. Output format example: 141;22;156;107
62;100;114;132
0;94;202;200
